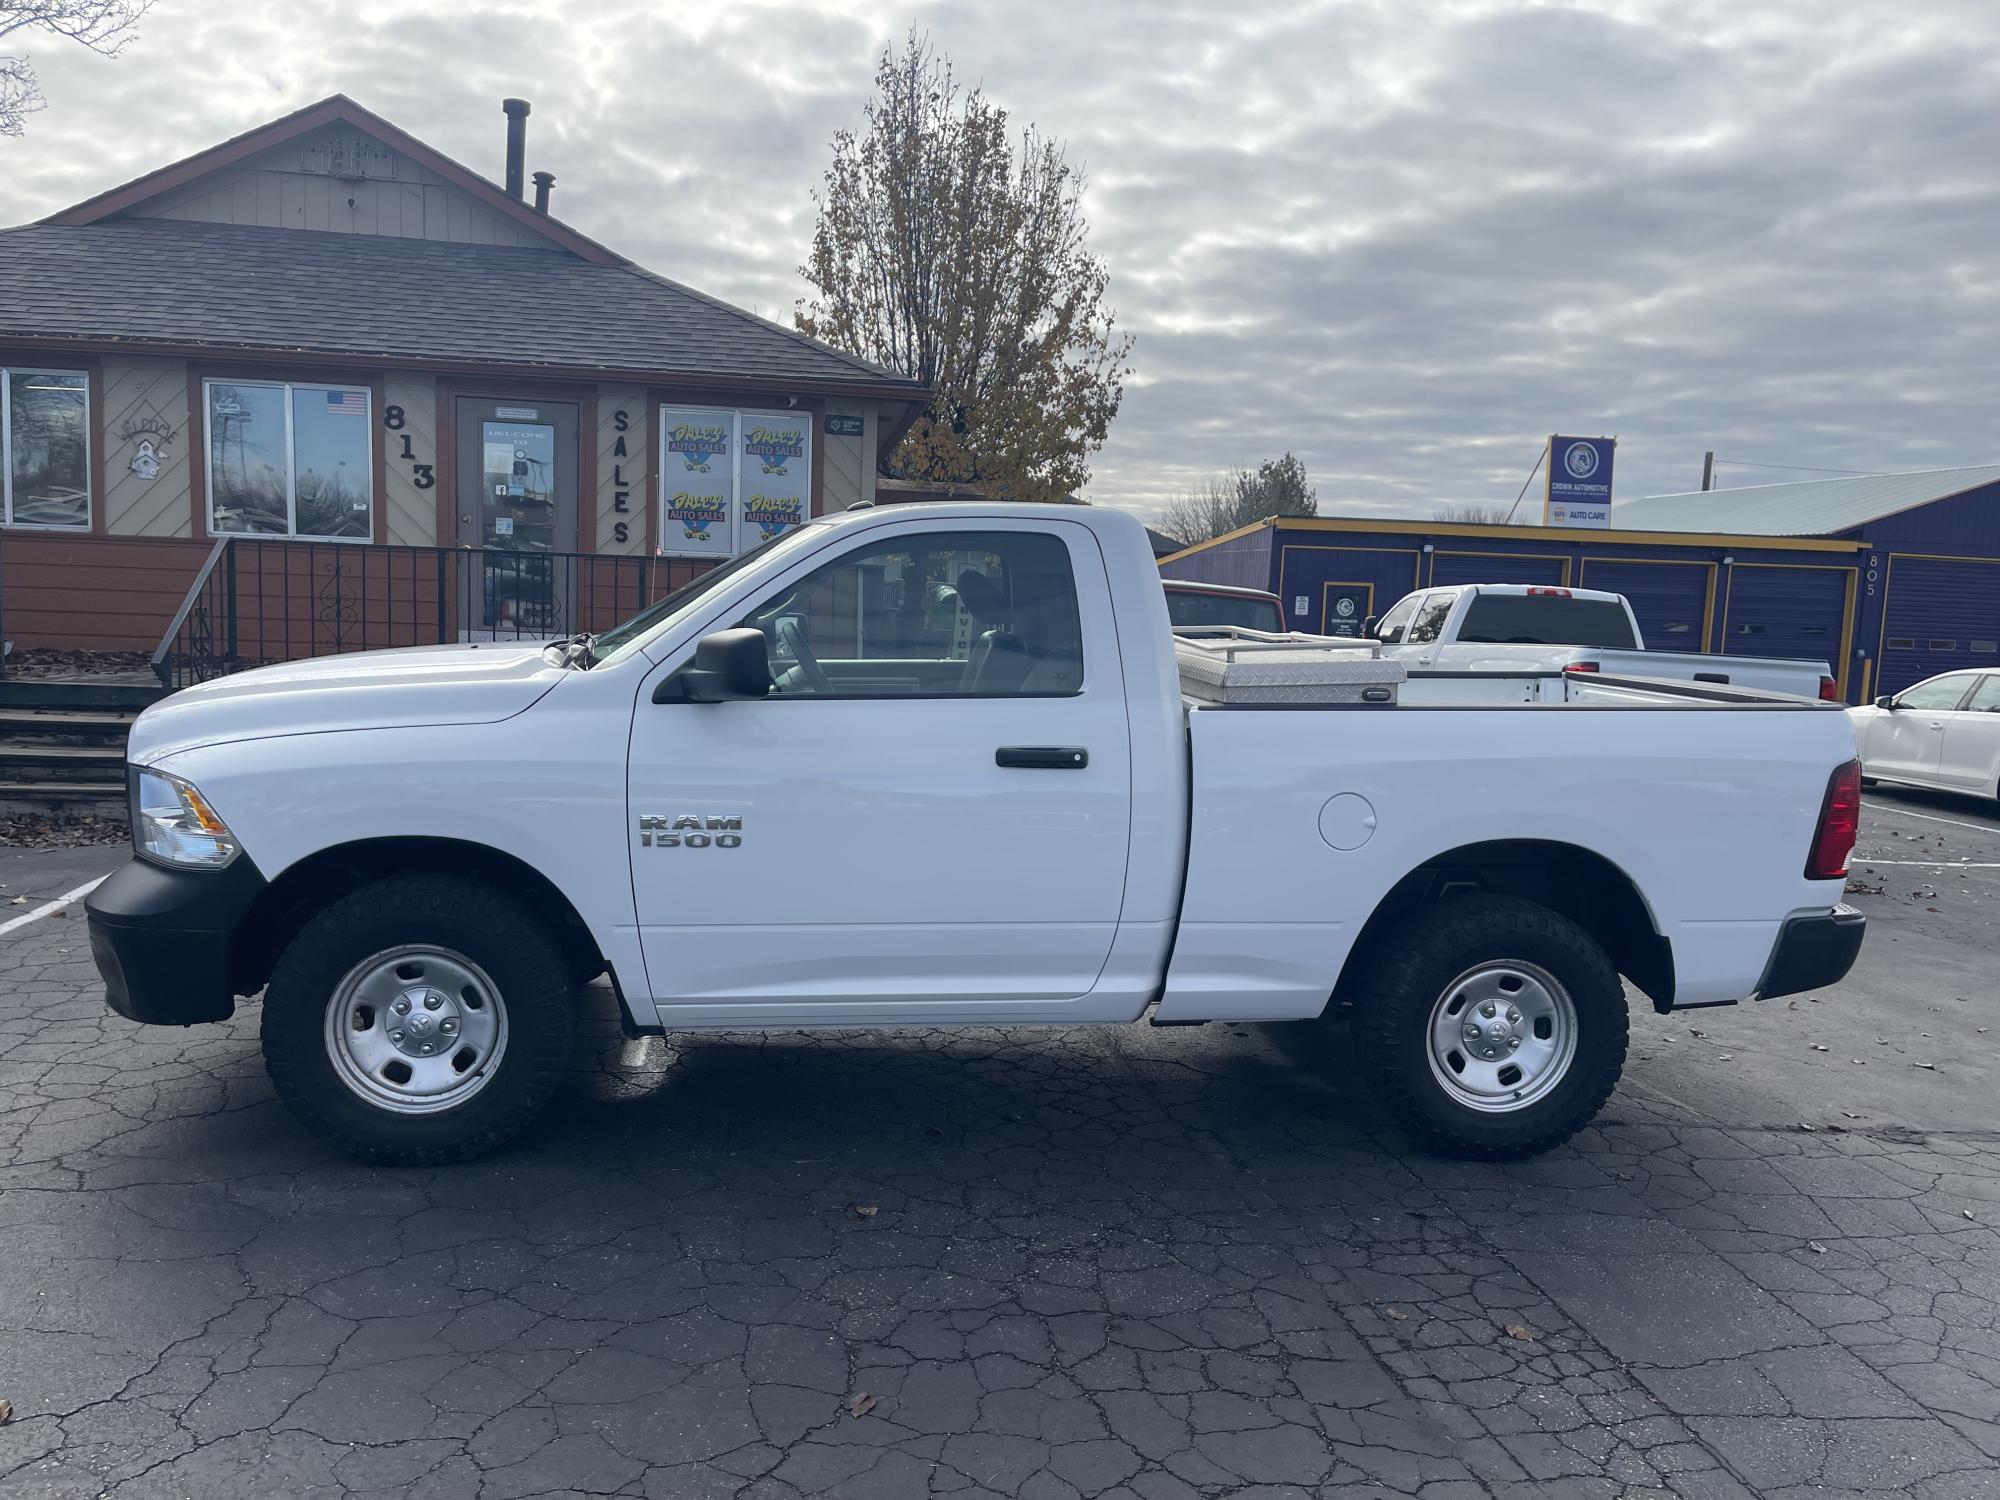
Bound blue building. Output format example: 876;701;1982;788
1158;463;2000;703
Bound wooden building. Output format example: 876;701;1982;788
0;95;926;675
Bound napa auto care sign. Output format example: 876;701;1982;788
1544;435;1615;528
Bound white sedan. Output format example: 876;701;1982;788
1850;669;2000;803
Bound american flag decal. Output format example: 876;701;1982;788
324;390;367;416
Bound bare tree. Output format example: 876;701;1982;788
1156;453;1318;546
797;30;1133;503
1;0;155;137
1433;502;1518;525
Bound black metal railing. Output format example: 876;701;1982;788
153;539;710;689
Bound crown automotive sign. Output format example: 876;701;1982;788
1544;435;1615;527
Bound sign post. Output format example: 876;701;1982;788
1544;435;1615;528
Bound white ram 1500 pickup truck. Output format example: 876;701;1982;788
1370;583;1839;700
86;504;1866;1165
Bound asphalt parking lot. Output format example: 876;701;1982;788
2;790;1997;1500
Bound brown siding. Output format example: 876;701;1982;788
1;534;213;652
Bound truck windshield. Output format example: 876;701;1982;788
590;527;823;668
1165;590;1284;633
1458;595;1638;649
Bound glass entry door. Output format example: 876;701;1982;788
454;397;579;637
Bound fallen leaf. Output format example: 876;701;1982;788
0;1397;10;1423
846;1392;876;1417
1797;1122;1817;1132
1841;1110;1862;1119
1503;1323;1534;1342
48;908;66;919
848;1204;878;1219
1385;1307;1408;1321
1719;1054;1733;1061
1966;1210;1977;1222
1877;1038;1889;1045
6;896;25;906
1913;1062;1938;1071
1689;1029;1706;1038
1811;1044;1830;1052
1808;1241;1828;1254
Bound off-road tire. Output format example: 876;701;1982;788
261;874;575;1166
1352;894;1627;1160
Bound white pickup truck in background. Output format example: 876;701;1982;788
87;505;1864;1167
1369;583;1839;700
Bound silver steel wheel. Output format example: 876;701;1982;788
323;945;509;1116
1426;959;1577;1114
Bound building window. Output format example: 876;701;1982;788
206;379;372;539
657;404;811;559
2;368;90;529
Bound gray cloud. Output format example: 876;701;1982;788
7;0;1998;520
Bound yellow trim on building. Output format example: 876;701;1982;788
1267;516;1864;553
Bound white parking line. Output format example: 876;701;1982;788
0;876;107;938
1862;800;2000;836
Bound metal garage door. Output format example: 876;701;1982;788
1579;560;1711;652
1429;551;1567;588
1880;555;2000;696
1722;565;1849;686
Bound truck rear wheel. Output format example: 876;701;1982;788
261;874;575;1165
1352;894;1627;1160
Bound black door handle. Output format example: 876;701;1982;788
996;746;1089;769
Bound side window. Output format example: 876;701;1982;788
740;529;1084;698
1405;592;1455;646
1970;676;2000;713
1898;675;1974;711
1374;594;1419;644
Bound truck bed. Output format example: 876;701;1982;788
1161;644;1856;1023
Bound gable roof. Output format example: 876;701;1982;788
1612;463;2000;537
41;93;626;267
0;219;922;391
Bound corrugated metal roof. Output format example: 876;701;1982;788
1612;464;2000;537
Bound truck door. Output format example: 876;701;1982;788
625;519;1134;1019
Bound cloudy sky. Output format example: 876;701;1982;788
7;0;1999;520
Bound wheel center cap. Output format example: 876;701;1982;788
387;988;458;1057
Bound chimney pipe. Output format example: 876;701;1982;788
502;98;530;199
531;170;554;214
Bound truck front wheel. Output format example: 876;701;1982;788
261;874;576;1165
1351;894;1627;1160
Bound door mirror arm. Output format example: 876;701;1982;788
656;628;773;703
1874;695;1897;710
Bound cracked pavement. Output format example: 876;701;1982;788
2;787;1998;1499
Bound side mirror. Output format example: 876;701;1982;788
1874;694;1896;709
656;628;772;703
1362;616;1378;636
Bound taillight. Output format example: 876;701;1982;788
1806;759;1862;880
1818;675;1839;702
1562;661;1600;673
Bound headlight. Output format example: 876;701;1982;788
132;767;240;869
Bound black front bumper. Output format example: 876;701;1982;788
1757;904;1867;1001
86;856;266;1025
